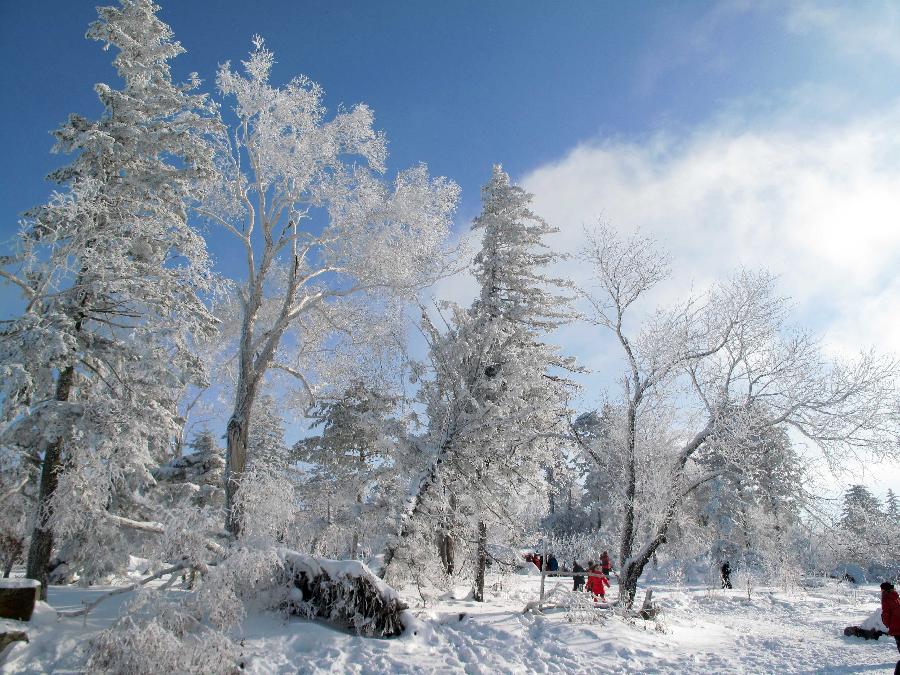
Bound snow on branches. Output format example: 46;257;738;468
576;225;900;604
0;0;219;596
199;36;459;536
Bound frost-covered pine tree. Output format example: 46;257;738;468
247;395;290;472
841;484;884;529
0;0;217;595
832;483;900;573
294;381;410;558
198;38;458;536
886;489;900;522
384;166;576;600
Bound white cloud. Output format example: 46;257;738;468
515;107;900;492
521;108;900;357
786;1;900;65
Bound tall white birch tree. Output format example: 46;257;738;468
201;38;458;536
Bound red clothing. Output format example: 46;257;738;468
586;571;610;598
882;590;900;636
599;552;612;573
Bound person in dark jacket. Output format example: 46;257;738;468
721;561;733;589
572;560;585;591
547;554;559;572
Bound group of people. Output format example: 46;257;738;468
527;549;614;602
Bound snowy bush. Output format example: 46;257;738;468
564;591;610;625
154;506;222;571
197;546;284;629
233;466;295;546
89;593;241;675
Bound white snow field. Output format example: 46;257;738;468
2;571;898;674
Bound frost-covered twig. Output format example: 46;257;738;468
57;562;193;618
0;477;28;506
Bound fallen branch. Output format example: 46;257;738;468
281;551;410;637
0;477;29;506
103;513;225;556
57;562;191;619
104;513;164;534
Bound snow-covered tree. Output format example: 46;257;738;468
571;405;626;537
383;166;576;600
833;484;897;570
886;489;900;522
0;0;218;595
293;381;410;558
577;226;900;604
198;37;458;536
841;484;883;530
247;395;290;471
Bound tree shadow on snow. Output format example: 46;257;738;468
798;662;898;674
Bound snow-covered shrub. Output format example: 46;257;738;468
154;506;222;571
564;592;610;625
382;525;455;605
88;593;240;675
197;546;283;629
88;546;279;674
54;519;132;585
233;466;295;546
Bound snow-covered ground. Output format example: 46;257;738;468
2;570;898;674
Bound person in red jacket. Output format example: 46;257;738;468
599;551;612;577
586;564;611;601
882;583;900;637
881;582;900;675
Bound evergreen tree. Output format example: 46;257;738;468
841;484;883;532
0;0;217;595
886;489;900;522
384;166;576;599
247;395;290;472
294;381;408;558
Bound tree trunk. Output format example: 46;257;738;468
224;411;250;537
473;520;487;602
381;436;455;575
437;529;455;576
224;360;265;537
618;402;638;571
437;491;456;576
26;364;76;600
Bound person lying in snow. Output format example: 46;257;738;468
586;565;611;601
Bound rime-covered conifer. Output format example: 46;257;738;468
384;167;576;599
0;0;217;595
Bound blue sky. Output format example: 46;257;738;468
4;1;891;233
2;1;899;492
